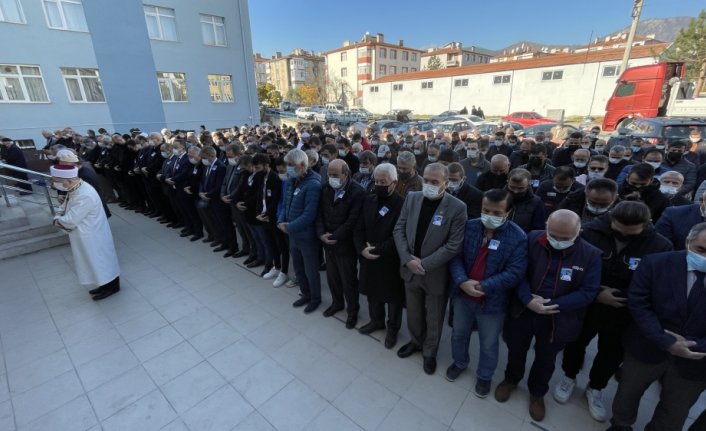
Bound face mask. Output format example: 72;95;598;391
690;137;700;144
554;185;571;194
47;155;56;160
338;149;347;157
374;185;390;199
547;233;575;250
286;165;297;178
587;171;604;181
359;167;370;175
586;202;610;215
608;157;622;164
631;145;641;153
528;157;542;167
655;144;665;150
428;156;438;162
228;158;238;166
413;149;423;155
660;185;678;195
189;158;198;165
398;171;412;181
172;148;179;155
687;248;706;272
422;183;442;200
467;149;478;158
646;161;661;170
53;181;68;191
666;152;682;163
481;213;505;230
494;140;503;147
581;144;591;150
594;146;606;153
448;180;462;192
321;156;329;165
573;161;587;169
623;156;632;161
328;177;342;189
201;159;211;166
160;151;169;158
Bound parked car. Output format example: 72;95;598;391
614;117;706;145
295;107;316;120
501;111;555;127
325;103;345;112
310;105;324;112
347;108;371;122
476;121;524;135
434;120;474;136
280;101;298;111
448;114;485;126
520;123;578;139
369;120;404;134
430;110;460;123
382;109;413;122
314;109;338;123
396;121;435;134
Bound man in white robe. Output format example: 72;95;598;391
51;164;121;300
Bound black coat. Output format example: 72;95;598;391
316;179;365;255
450;183;483;219
354;192;405;304
255;170;282;223
185;162;204;200
618;180;669;222
475;171;507;192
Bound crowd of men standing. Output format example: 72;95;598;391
21;122;706;430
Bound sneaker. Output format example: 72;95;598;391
552;376;576;404
285;278;298;288
445;364;464;382
273;272;288;287
585;388;607;422
494;380;517;403
474;378;491;398
263;267;280;280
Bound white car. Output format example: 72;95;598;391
449;114;485;127
314;109;338;122
295;107;316;120
347;108;371;122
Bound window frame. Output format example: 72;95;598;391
207;74;233;103
41;0;87;32
0;0;26;24
411;52;417;62
341;67;347;77
378;64;386;76
392;83;403;91
60;67;106;103
390;49;397;60
602;65;620;77
379;48;386;59
421;81;433;90
200;13;226;47
454;78;469;87
493;74;511;85
340;51;347;61
0;64;50;103
144;5;178;42
542;69;564;81
369;86;379;93
156;71;188;103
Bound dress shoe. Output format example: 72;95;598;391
190;235;203;242
494;380;517;403
224;249;238;258
147;212;159;218
179;231;192;238
358;321;385;335
180;228;189;234
423;356;437;375
397;342;421;358
158;219;170;224
166;222;178;228
209;241;220;247
202;237;214;243
303;302;320;314
243;256;256;265
92;286;120;301
345;315;358;329
88;286;104;295
169;223;184;229
529;395;546;421
233;250;249;258
213;245;228;252
323;305;343;317
292;297;310;308
246;259;264;268
384;329;398;349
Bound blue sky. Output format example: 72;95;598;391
249;0;703;56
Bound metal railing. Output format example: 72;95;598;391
0;162;56;215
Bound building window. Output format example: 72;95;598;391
144;5;177;41
200;14;226;47
602;65;621;77
369;86;378;93
411;67;417;72
379;65;386;76
390;49;397;60
454;78;469;87
493;74;511;84
157;72;187;102
411;52;417;62
42;0;87;31
393;84;403;91
340;51;347;61
0;64;49;103
341;67;347;77
0;0;25;23
402;51;409;61
421;81;433;89
60;68;105;103
208;74;233;103
542;70;563;81
357;64;370;75
379;48;386;59
401;67;408;73
389;66;396;74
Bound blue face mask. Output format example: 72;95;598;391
687;247;706;272
286;166;297;178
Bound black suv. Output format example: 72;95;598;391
615;117;706;145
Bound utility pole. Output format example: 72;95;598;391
620;0;644;74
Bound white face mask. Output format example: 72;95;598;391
547;232;575;250
422;183;442;199
338;149;347;157
481;213;505;230
646;161;661;170
328;177;343;189
228;157;238;166
467;149;478;158
278;173;288;181
202;159;211;166
573;161;587;169
53;181;68;191
660;185;679;195
586;202;610;215
428;155;438;162
447;180;462;191
359;167;370;175
414;149;423;155
594;146;606;153
608;157;622;164
690;137;700;143
189;158;198;165
587;171;604;181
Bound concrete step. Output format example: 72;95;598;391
0;231;69;260
0;224;59;245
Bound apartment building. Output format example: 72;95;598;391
265;49;325;96
421;42;495;69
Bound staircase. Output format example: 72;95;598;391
0;194;69;260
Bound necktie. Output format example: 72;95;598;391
688;270;705;315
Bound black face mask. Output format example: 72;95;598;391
568;144;580;150
612;229;640;242
398;171;412;181
374;185;390;199
666;152;683;163
528;157;543;167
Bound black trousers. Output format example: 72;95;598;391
504;311;565;397
611;353;706;431
232;205;254;256
212;201;236;246
561;304;630;390
324;250;359;316
176;190;202;236
264;223;289;272
368;300;402;331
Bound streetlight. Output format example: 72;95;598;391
620;0;644;74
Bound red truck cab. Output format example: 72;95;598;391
602;62;685;131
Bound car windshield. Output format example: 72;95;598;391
437;123;457;132
662;124;706;140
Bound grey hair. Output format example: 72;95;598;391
424;162;449;181
686;222;706;242
358;150;377;165
659;170;684;182
611;145;626;153
148;132;162;141
285;148;308;167
200;146;216;157
101;135;112;143
396;151;417;167
305;149;319;163
374;163;397;182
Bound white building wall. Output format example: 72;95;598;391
363;58;657;117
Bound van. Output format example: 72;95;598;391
325;103;344;112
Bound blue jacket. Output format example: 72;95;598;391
515;231;602;343
278;170;322;240
626;251;706;380
450;219;528;314
654;203;702;250
616;163;668;185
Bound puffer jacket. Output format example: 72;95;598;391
278;170;322;240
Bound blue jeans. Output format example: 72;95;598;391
289;235;321;303
450;297;504;380
251;224;273;266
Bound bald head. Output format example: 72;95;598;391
547;209;581;241
327;159;350;180
490;154;510;174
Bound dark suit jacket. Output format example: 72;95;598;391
450;183;483;219
199;160;226;199
626;251;706;380
654;204;702;251
169;154;191;186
